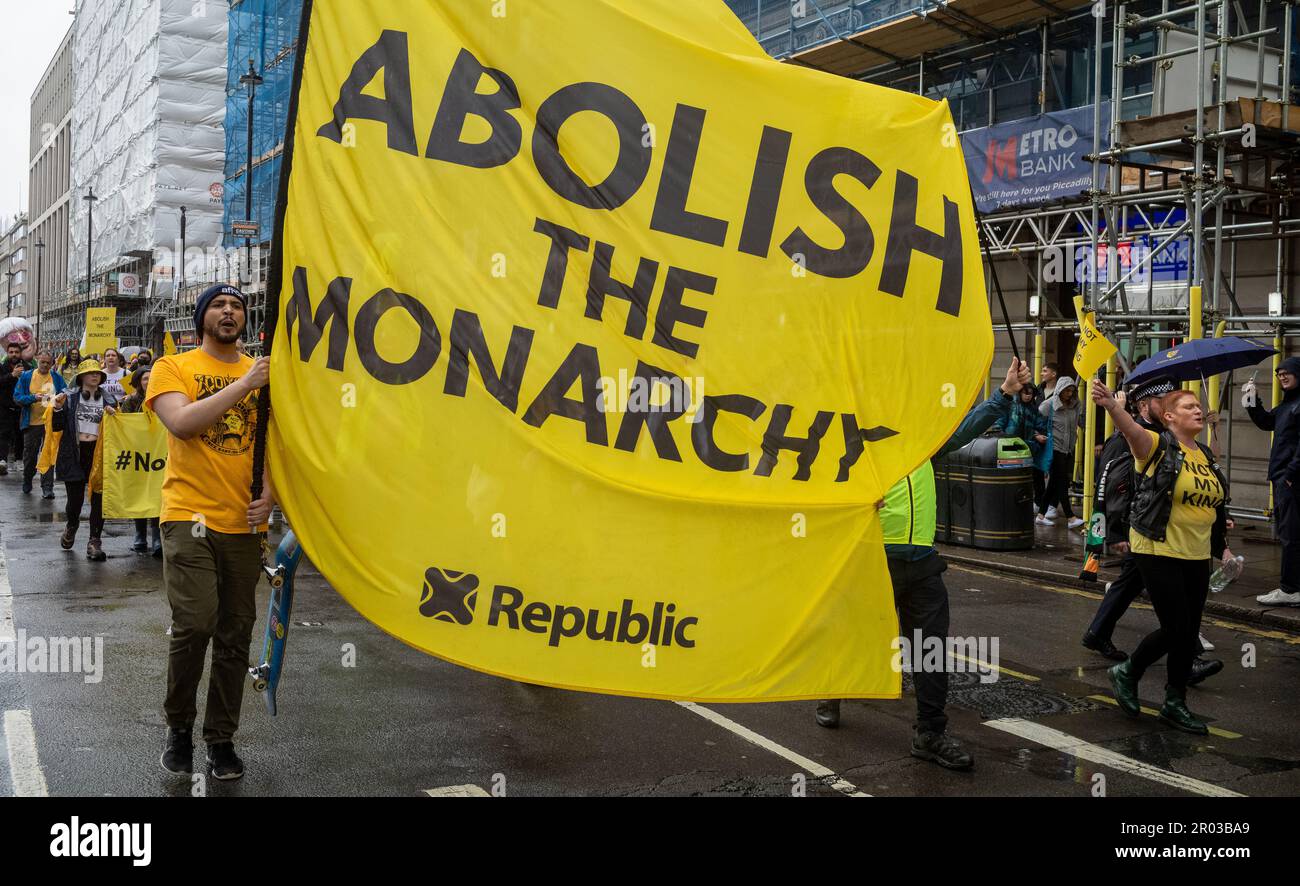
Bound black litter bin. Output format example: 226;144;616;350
934;435;1036;551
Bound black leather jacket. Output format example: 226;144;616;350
1095;417;1159;546
1128;430;1229;558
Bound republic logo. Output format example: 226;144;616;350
418;568;480;626
415;568;699;649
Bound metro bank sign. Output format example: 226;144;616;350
962;104;1111;213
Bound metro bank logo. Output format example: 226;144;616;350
983;136;1019;184
981;123;1083;184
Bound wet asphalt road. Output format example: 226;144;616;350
1;464;1298;798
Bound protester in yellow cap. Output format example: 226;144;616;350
51;358;118;562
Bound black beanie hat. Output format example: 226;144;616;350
194;284;247;341
1281;356;1300;378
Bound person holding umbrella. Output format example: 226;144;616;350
1091;379;1230;735
1244;356;1300;606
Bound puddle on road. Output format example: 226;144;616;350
911;668;1300;786
1106;730;1300;778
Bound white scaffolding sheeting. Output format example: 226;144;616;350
69;0;228;285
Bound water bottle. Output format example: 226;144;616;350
1209;555;1245;593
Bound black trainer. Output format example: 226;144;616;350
911;730;974;771
1188;657;1224;687
206;741;245;780
1081;632;1127;662
159;727;193;775
815;699;841;728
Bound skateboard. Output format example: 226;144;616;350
248;530;304;716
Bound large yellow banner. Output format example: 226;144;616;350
269;0;993;700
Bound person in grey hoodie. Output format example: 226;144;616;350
1037;376;1084;527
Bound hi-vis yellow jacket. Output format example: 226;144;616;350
881;392;1012;556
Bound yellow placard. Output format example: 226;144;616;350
162;331;177;356
83;307;118;356
269;0;994;700
102;413;168;519
1073;311;1118;381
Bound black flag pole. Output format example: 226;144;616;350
248;0;314;532
973;201;1022;366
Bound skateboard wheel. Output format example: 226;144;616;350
270;576;284;590
253;678;268;692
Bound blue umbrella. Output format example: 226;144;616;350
1124;337;1277;387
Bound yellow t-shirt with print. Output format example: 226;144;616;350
27;370;56;426
145;349;266;534
1130;429;1224;560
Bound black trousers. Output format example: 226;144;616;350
1088;552;1208;659
888;554;951;734
1032;467;1046;510
1039;449;1075;518
0;409;20;461
22;425;52;492
1087;554;1144;642
1273;481;1300;595
64;440;103;539
1130;554;1210;692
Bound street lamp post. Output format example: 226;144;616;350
179;205;187;292
34;239;44;347
83;188;97;305
239;59;263;289
4;270;15;319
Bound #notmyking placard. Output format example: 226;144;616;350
268;0;993;700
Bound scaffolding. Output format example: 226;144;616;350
725;0;1300;520
162;0;304;355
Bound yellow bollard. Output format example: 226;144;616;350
1204;320;1226;444
1071;293;1094;524
1187;286;1203;400
1105;355;1117;440
1034;328;1044;386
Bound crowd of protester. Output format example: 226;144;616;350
1;284;273;781
0;344;157;559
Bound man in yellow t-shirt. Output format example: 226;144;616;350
146;283;272;781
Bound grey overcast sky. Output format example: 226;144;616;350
0;2;77;227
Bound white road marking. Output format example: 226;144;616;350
0;544;14;642
3;710;49;797
984;717;1245;798
676;702;870;797
423;784;490;797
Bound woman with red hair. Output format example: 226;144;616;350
1091;383;1231;735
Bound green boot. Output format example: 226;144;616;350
1107;659;1141;717
1159;686;1209;735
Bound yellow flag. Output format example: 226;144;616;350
269;0;994;700
83;307;117;356
162;331;177;356
1073;312;1117;381
37;422;60;475
102;413;169;519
